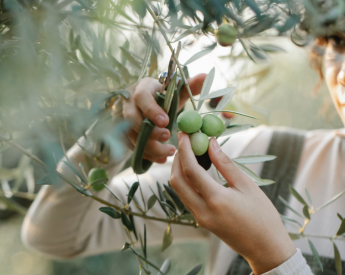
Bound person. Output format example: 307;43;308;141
20;33;345;275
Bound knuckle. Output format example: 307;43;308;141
183;166;195;179
219;153;233;166
206;196;222;211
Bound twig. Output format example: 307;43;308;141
145;1;197;110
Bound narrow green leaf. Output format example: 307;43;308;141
288;233;300;240
220;137;230;147
120;46;141;69
139;184;147;212
157;258;171;275
144;224;147;258
129;213;138;240
336;219;345;236
316;189;345;212
161;225;173;252
164;184;185;212
185;263;202;275
63;161;87;184
278;196;304;218
197;67;215;111
303;205;311;220
308;239;323;271
103;184;122;202
121;209;133;231
142;265;151;274
37;174;53;185
164;72;177;113
178;213;195;222
234;162;274;186
171;23;203;43
90;177;108;187
289;185;307;205
214;89;235;114
161;201;178;214
219;124;252;137
128;182;139;205
138;44;152;82
99;207;121;219
280;214;303;227
147;195;157;211
197;87;236;101
305;188;313;206
233;155;276;164
259;44;286;53
337;213;344;221
209;110;257;119
183;45;216;66
333;242;342;275
156;182;165;202
149;186;171;217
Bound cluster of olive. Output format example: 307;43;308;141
176;110;224;170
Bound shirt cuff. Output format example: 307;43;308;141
250;249;313;275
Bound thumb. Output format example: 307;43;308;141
208;138;249;190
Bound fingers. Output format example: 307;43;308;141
176;132;222;199
179;74;207;110
208;138;253;191
126;130;175;162
133;78;169;128
170;153;206;211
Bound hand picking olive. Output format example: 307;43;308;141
190;132;209;156
177;110;202;134
201;114;225;137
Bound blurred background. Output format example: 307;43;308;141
0;0;344;274
1;36;343;275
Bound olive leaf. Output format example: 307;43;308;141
258;44;286;53
171;23;203;43
138;44;152;82
37;174;53;185
185;263;202;275
161;225;173;252
220;137;230;147
121;209;133;231
336;219;345;237
278;196;304;218
99;207;121;219
128;181;139;205
157;258;171;275
280;214;303;227
288;233;300;240
333;242;342;275
90;177;108;187
147;194;157;211
234;161;274;186
337;213;344;221
129;213;138;240
164;184;186;213
303;205;311;220
316;189;345;212
161;201;178;214
305;188;313;206
183;43;216;66
197;67;215;111
233;155;276;164
308;239;323;271
120;46;141;69
289;185;308;206
197;86;236;101
149;186;171;217
103;184;122;202
63;161;87;184
178;213;195;222
164;72;177;113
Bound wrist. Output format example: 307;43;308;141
246;235;296;274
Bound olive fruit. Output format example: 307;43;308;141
201;114;225;137
195;151;212;170
88;167;108;191
215;23;237;47
190;132;209;156
177;110;202;134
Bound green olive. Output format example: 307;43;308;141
201;114;225;137
88;167;108;191
177;110;202;134
190;132;209;156
215;23;237;47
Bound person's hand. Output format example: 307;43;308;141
170;132;296;275
122;74;206;164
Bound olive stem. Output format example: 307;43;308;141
200;110;258;119
145;1;197;110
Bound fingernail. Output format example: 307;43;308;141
169;149;176;156
212;138;221;152
160;133;169;141
176;132;182;142
156;115;166;126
